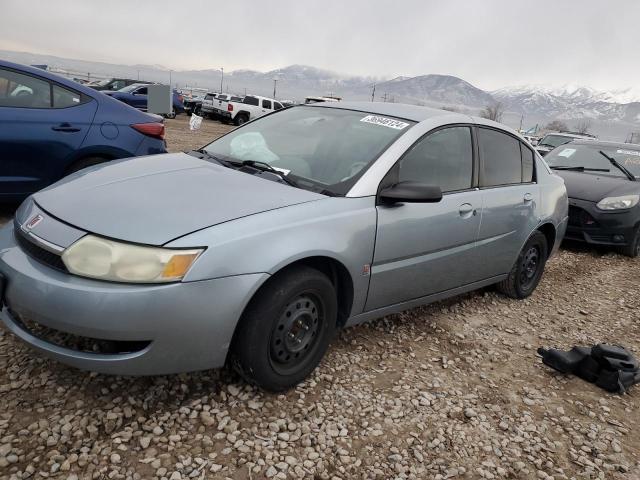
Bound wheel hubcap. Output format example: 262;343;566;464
520;246;540;289
270;294;322;370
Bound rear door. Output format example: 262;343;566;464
475;127;539;278
0;67;97;196
366;125;483;310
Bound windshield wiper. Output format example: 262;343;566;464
599;150;636;181
187;149;235;167
238;160;300;188
550;166;610;172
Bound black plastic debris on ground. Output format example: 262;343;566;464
537;344;640;394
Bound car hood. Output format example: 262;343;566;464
554;170;639;202
34;152;325;245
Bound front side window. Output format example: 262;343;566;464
479;128;522;187
262;99;272;109
396;126;473;192
203;106;414;196
0;68;51;108
274;102;283;110
134;87;147;95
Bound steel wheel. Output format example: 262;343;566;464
519;245;540;290
269;293;324;375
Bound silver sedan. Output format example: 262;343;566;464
0;102;568;391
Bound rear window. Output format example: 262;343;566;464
243;96;259;106
231;96;243;102
205;94;215;101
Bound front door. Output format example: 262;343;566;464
366;125;483;311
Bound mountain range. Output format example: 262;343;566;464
2;50;639;141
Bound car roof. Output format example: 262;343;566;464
0;59;101;96
570;139;640;150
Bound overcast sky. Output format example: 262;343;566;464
0;0;637;91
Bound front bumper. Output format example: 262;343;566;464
565;198;639;246
0;226;268;375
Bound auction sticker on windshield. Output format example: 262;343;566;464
360;115;409;130
617;149;640;157
558;148;576;158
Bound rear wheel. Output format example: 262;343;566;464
619;226;640;258
229;265;337;391
234;114;248;126
497;230;548;299
66;156;109;175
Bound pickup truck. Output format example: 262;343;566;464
200;92;220;118
213;93;244;117
221;95;284;125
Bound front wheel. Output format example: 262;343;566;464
229;266;337;391
497;230;548;299
619;226;640;258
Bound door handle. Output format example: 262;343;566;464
52;123;80;133
523;193;533;203
459;203;476;218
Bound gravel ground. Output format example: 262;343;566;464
1;115;639;480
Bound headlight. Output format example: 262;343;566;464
596;195;640;211
62;235;203;283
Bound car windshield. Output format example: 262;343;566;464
202;106;414;196
545;144;640;178
94;78;112;87
540;134;575;148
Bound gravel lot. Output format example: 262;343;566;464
1;115;639;480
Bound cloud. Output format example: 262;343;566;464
0;0;638;90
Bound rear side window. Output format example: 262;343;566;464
262;99;272;109
521;143;535;182
478;128;522;187
231;96;242;102
52;85;83;108
398;126;473;193
0;68;51;108
243;96;259;106
204;94;214;101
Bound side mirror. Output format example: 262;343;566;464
379;182;443;204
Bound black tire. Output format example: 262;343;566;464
234;114;248;126
619;226;640;258
66;156;109;175
497;230;548;299
229;265;337;392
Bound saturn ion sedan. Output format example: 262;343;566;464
0;103;568;391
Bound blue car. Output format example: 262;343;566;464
105;83;185;118
0;60;167;201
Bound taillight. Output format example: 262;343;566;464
131;122;165;140
228;104;233;112
178;95;184;103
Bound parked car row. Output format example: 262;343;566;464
104;83;185;118
0;60;637;393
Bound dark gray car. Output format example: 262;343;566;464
0;102;568;391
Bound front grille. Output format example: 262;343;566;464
14;228;68;272
568;206;598;228
11;311;151;355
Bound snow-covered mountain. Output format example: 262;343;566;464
2;49;639;139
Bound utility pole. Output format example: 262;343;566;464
273;79;278;99
519;114;524;131
382;92;388;103
219;67;224;93
137;70;140;81
371;83;376;102
169;70;172;88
